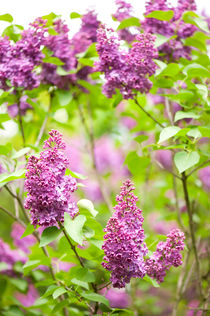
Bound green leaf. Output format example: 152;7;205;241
183;11;209;33
183;63;209;78
78;57;94;67
10;278;28;292
158;126;181;144
125;152;150;175
21;223;35;238
56;90;73;106
52;287;67;299
69;266;96;283
198;127;210;138
154;34;176;48
70;12;81;19
146;10;174;21
174;151;200;173
134;135;149;143
65;168;87;180
71;278;89;290
56;66;77;76
42;285;58;298
11;147;31;159
0;169;25;184
158;63;180;77
174;111;200;122
23;260;41;275
117;17;140;30
81;292;109;307
187;128;202;139
39;226;61;247
43;56;64;65
0;113;10;125
144;275;160;288
77;199;98;217
0;14;13;23
64;213;86;245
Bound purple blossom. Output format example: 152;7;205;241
0;238;26;274
145;229;185;283
80;10;100;43
24;130;78;227
15;284;39;307
102;180;148;288
41;19;76;89
155;150;173;171
198;166;210;191
103;287;130;308
113;0;135;43
0;19;45;90
142;0;197;61
96;26;157;99
11;222;36;254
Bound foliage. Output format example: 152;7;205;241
0;1;209;315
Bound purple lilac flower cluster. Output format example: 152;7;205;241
142;0;197;60
102;180;148;288
145;229;185;283
41;19;77;89
96;26;157;99
0;238;26;274
113;0;135;43
24;130;78;227
0;19;45;91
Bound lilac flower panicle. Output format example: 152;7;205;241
102;180;148;288
0;19;45;91
41;19;77;89
24;130;78;227
80;10;100;43
145;229;185;283
96;26;157;99
142;0;197;61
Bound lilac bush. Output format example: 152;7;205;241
0;1;209;315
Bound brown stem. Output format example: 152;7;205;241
134;97;164;128
58;222;84;268
78;104;113;213
97;281;112;291
58;222;98;312
181;172;203;299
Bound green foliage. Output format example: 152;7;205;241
39;226;61;247
145;10;174;21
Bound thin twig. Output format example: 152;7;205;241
58;222;84;267
0;205;26;227
172;250;190;316
17;92;26;146
181;172;203;299
134;97;164;128
35;91;54;147
97;281;112;291
187;159;210;178
59;222;98;313
172;175;186;232
78;104;113;213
